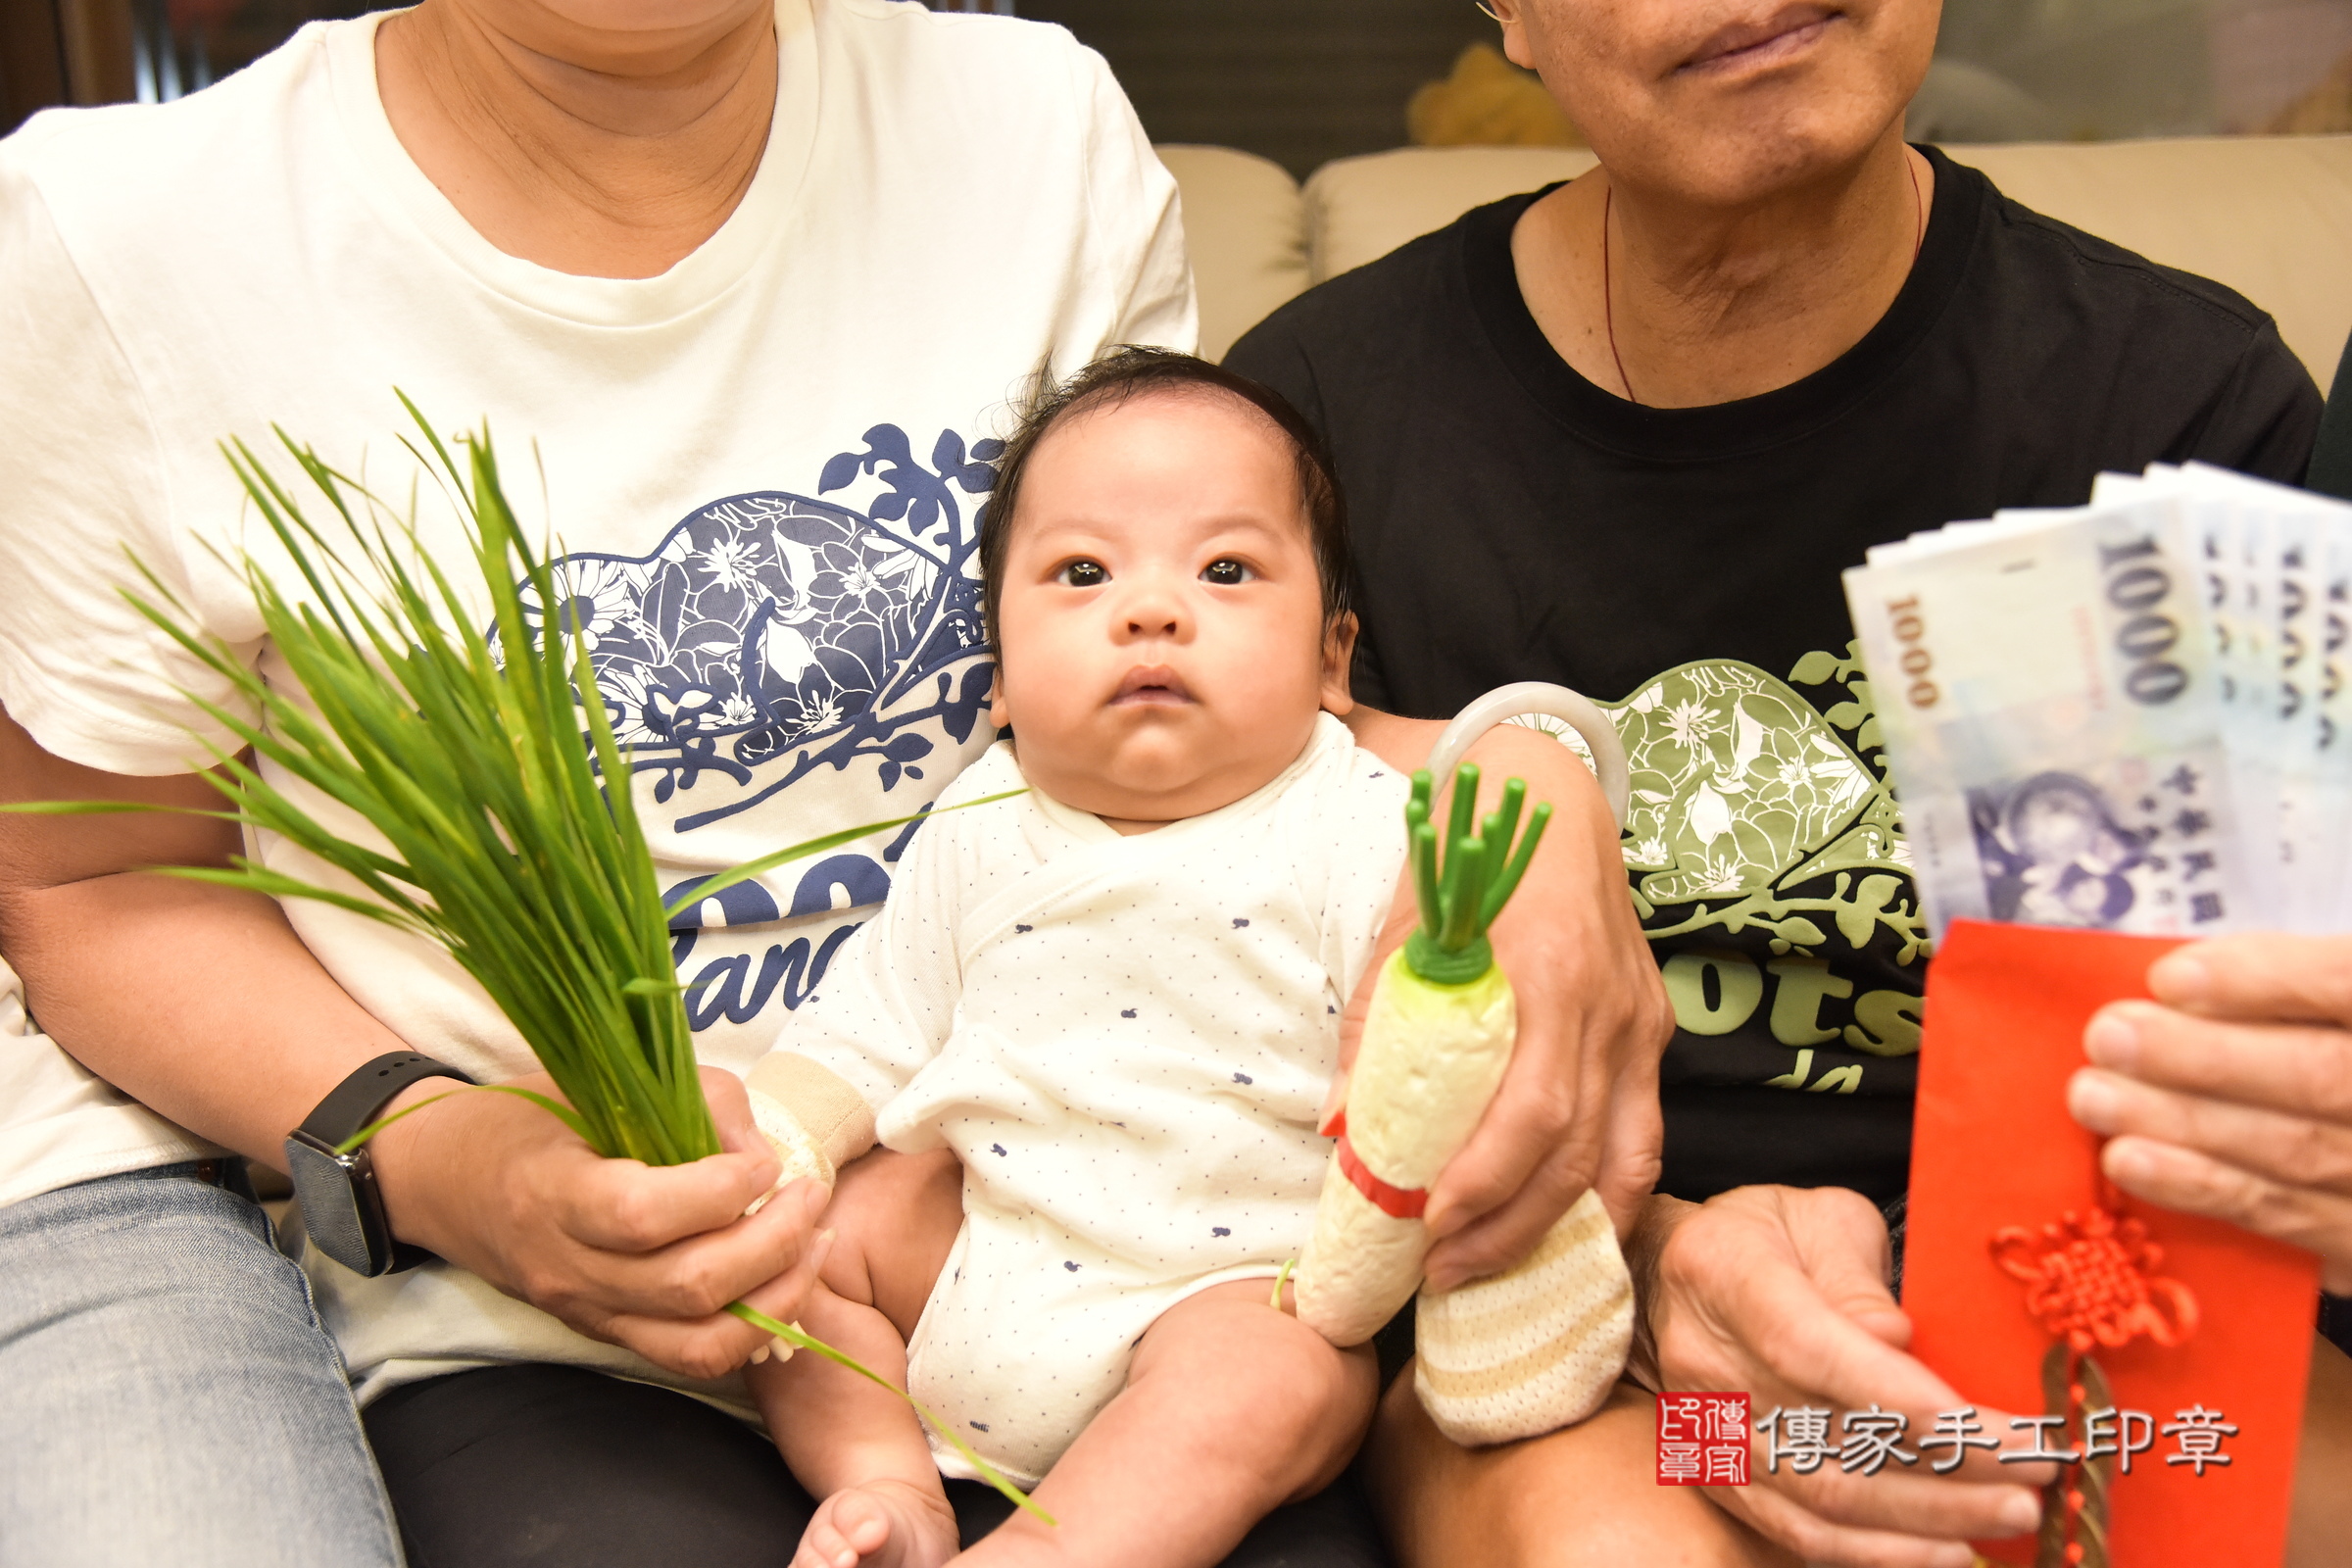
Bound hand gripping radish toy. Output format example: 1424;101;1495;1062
1295;683;1637;1446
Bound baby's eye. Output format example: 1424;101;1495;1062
1200;559;1252;585
1057;560;1107;588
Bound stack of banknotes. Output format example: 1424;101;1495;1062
1843;464;2352;939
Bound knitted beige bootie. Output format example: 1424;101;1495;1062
1413;1188;1633;1446
743;1051;879;1192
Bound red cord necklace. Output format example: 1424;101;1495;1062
1601;149;1925;408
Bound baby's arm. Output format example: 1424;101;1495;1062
744;780;979;1189
742;776;996;1566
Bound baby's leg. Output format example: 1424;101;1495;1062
750;1148;965;1568
957;1277;1378;1568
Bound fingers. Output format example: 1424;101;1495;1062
1594;1052;1665;1238
2077;999;2352;1288
1659;1191;2058;1492
1424;1135;1587;1293
1714;1251;1949;1422
1709;1477;1994;1568
591;1301;775;1381
755;1223;837;1327
1375;713;1667;1274
2070;1061;2352;1197
577;1177;830;1317
829;1492;895;1562
1424;1015;1586;1234
2084;1002;2352;1121
585;1219;838;1380
2099;1135;2352;1293
2149;934;2352;1027
703;1064;775;1166
1758;1449;2044;1537
555;1145;792;1253
1780;1187;1907;1346
1662;1190;1968;1429
1644;1186;2058;1567
1420;858;1646;1247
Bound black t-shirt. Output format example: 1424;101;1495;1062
1228;146;2321;1205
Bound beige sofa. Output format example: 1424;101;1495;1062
1158;137;2352;386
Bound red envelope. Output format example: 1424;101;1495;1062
1905;920;2318;1567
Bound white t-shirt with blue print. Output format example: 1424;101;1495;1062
0;0;1192;1404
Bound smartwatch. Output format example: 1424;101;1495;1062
283;1052;473;1278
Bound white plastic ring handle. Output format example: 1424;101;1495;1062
1423;682;1631;833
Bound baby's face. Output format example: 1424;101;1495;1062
989;391;1353;831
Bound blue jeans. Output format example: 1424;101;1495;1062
0;1163;403;1568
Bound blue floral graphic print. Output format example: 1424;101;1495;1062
496;425;1001;824
490;424;1003;1032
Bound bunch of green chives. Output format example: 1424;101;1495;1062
94;401;948;1161
6;401;1044;1518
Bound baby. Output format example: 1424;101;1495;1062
743;348;1416;1568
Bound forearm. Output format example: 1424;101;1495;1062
3;871;408;1169
1344;701;1671;1271
0;714;814;1373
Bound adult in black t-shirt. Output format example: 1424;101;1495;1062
1229;0;2332;1563
1234;159;2315;1214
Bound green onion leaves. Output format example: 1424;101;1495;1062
1400;765;1552;987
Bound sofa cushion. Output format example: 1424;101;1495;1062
1302;145;1595;285
1945;136;2352;382
1153;144;1309;362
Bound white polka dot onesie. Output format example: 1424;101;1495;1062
764;713;1407;1488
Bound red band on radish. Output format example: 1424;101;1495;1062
1337;1133;1427;1219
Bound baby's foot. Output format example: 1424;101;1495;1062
793;1478;960;1568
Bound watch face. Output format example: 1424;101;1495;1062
283;1134;377;1276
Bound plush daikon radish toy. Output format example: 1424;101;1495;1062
1295;683;1636;1446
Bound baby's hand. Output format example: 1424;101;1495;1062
795;1479;960;1568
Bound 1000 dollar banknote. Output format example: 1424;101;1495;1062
1845;494;2246;939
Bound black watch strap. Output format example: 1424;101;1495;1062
296;1051;474;1147
286;1052;473;1278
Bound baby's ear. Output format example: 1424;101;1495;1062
1319;612;1359;716
987;661;1010;731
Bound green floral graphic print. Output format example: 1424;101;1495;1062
1514;645;1931;967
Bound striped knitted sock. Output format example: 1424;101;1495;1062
1413;1188;1633;1446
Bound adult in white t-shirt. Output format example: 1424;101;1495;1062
0;2;1666;1562
0;2;1198;1561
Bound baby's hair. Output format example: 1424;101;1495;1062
978;347;1352;654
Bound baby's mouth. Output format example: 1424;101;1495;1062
1110;665;1193;706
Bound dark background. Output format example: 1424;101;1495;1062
0;0;1495;167
1020;0;1495;177
5;3;2328;175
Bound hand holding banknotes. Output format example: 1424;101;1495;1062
1844;463;2352;1273
1633;1188;2053;1568
2068;934;2352;1292
1841;463;2352;1564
